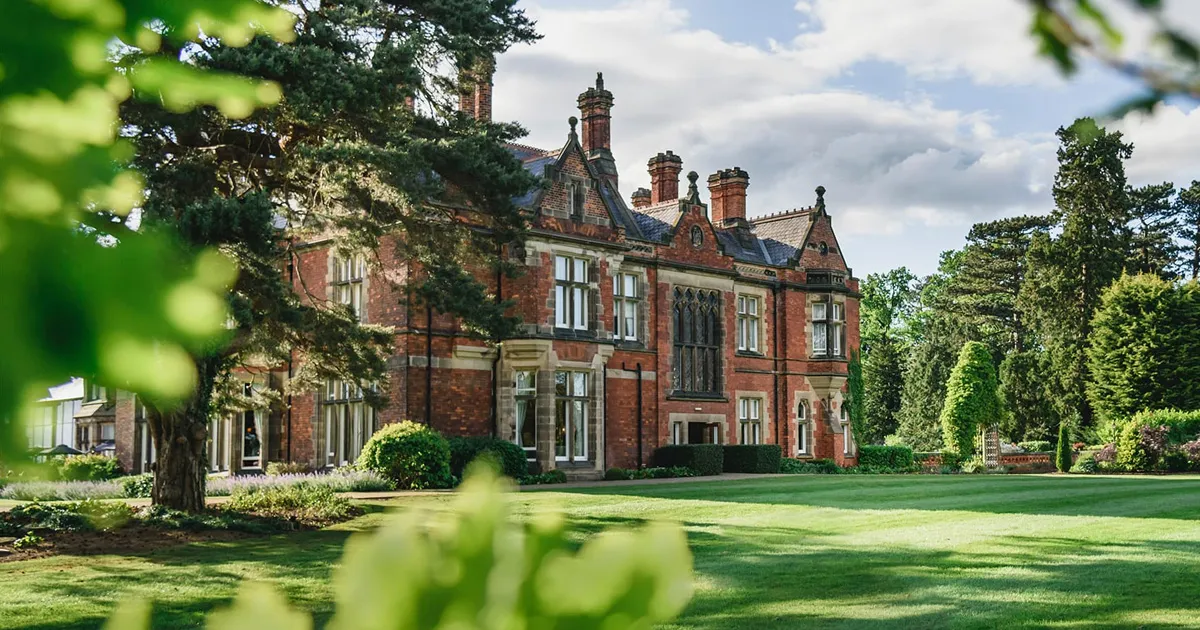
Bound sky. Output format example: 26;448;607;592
490;0;1200;278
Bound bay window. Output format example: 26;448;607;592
323;379;377;468
554;370;589;462
811;300;846;358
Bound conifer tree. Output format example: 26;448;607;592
998;349;1057;443
116;0;540;511
1178;181;1200;280
1126;182;1180;279
858;268;917;444
1021;118;1133;432
1056;421;1072;473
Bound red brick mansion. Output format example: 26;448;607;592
74;70;861;479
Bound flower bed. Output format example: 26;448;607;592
0;469;394;502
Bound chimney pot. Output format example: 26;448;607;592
631;187;651;209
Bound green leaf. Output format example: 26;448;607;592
206;583;312;630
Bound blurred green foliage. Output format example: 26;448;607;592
104;466;695;629
0;0;296;459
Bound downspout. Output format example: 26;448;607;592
425;303;433;427
286;254;295;461
491;265;502;439
636;362;643;469
602;365;609;469
773;283;781;447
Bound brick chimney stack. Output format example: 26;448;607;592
631;187;651;209
707;167;750;226
577;72;618;190
648;151;683;204
458;57;494;122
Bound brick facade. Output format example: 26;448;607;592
234;71;862;478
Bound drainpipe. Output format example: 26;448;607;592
286;254;295;462
602;365;609;469
425;303;433;427
491;265;503;439
773;284;782;447
636;362;643;469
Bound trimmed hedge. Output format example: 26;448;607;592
603;466;697;481
448;436;528;480
651;444;723;476
356;421;453;489
1017;440;1052;453
55;455;124;482
722;445;782;473
858;445;915;471
780;458;840;474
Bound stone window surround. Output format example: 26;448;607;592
807;293;847;360
794;395;812;457
734;390;771;445
610;263;648;345
553;253;592;331
733;282;769;356
667;412;728;445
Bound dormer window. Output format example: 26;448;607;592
567;181;586;218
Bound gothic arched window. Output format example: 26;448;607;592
672;288;722;395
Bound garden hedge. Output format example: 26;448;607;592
722;445;782;473
448;436;528;480
356;421;453;489
651;444;723;476
857;445;915;470
1115;409;1200;472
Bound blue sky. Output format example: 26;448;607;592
493;0;1200;278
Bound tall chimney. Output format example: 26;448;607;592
707;167;750;226
458;56;494;122
577;72;617;189
631;187;651;209
648;151;683;204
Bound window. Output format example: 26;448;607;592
738;398;762;445
811;301;846;358
567;181;586;218
797;400;809;455
842;404;853;455
514;370;537;461
554;371;588;462
86;382;108;403
672;288;722;395
332;253;366;322
323;379;377;468
208;417;229;472
671;422;683;445
736;295;760;353
554;255;589;330
100;423;115;441
613;272;639;341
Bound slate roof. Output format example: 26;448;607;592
749;209;816;266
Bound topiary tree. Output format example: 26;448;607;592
1056;421;1073;472
356;421;453;489
940;341;1000;458
448;436;528;480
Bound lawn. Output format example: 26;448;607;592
4;475;1200;629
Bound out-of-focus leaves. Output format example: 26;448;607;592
0;0;294;460
100;465;694;629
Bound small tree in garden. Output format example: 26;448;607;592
940;342;1000;458
1056;422;1072;472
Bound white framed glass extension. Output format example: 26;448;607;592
554;370;588;462
514;370;537;461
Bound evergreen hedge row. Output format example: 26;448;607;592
858;445;916;470
722;445;782;473
651;444;724;476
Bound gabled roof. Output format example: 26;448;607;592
749;208;817;265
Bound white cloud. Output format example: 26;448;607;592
1118;104;1200;187
491;0;1200;272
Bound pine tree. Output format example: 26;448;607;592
940;341;1000;458
1126;182;1180;279
858;268;917;444
1178;180;1200;280
117;0;540;511
1021;118;1133;432
861;338;904;444
945;215;1052;354
895;317;960;451
997;350;1057;443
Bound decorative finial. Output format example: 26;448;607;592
596;72;604;90
568;116;578;141
685;171;701;204
815;185;826;212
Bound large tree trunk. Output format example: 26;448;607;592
149;356;222;513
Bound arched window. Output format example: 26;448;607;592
797;400;809;455
672;288;722;395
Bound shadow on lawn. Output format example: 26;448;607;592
574;514;1200;630
563;474;1200;520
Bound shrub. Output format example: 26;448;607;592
11;533;44;550
55;455;124;481
1115;409;1200;471
448;436;528;480
722;445;782;473
604;467;631;481
651;444;724;476
226;484;356;523
858;445;916;471
940;342;1001;457
356;421;453;489
1017;440;1053;453
0;499;135;535
960;456;986;474
780;458;841;474
1094;443;1116;463
122;473;154;498
1056;423;1073;473
519;470;567;485
265;461;312;476
1069;452;1099;474
207;469;395;496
